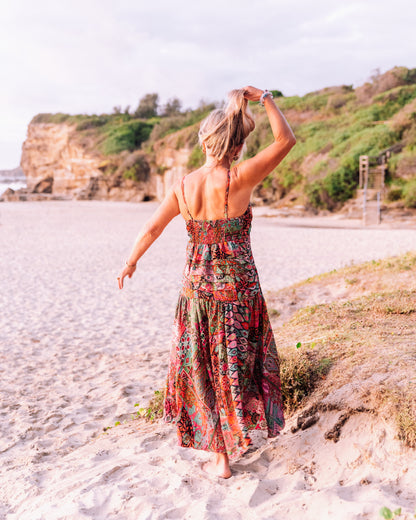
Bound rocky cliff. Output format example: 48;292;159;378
18;122;151;201
152;130;196;200
21;123;98;195
12;121;194;202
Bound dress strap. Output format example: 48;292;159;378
224;170;230;219
181;176;193;220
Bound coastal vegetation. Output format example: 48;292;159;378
31;66;416;209
269;251;416;448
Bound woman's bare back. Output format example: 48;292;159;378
176;166;252;222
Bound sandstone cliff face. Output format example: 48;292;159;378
152;131;195;200
19;122;194;202
21;123;102;195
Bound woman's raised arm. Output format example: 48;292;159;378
118;187;180;288
236;86;296;189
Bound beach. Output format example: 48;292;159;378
1;200;415;520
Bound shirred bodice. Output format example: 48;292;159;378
181;206;260;302
185;206;252;244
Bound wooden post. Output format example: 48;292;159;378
359;155;369;189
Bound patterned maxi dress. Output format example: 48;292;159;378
164;171;285;459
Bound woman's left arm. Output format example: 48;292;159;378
118;186;180;289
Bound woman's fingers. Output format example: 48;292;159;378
117;269;126;289
243;86;263;102
118;265;136;288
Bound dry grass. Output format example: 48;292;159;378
280;349;332;413
267;251;416;327
270;251;416;447
394;391;416;448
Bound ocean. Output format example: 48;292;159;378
0;167;27;195
0;180;26;195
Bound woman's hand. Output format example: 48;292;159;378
243;86;264;103
117;264;136;289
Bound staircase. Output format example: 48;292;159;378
358;154;388;225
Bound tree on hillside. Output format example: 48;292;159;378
134;93;159;118
196;99;217;112
161;97;182;117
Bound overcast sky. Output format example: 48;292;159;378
0;0;415;169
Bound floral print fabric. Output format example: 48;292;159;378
164;184;285;459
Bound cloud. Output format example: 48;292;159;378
0;0;415;167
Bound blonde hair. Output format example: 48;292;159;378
198;89;255;161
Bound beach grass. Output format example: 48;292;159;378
273;251;416;447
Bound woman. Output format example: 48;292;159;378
118;86;296;479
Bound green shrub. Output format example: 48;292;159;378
402;67;416;84
374;84;416;108
277;95;303;111
387;152;403;175
244;116;273;159
262;174;274;190
386;185;404;201
76;115;109;130
310;159;332;179
245;134;262;159
101;121;153;155
305;164;358;208
326;94;349;110
119;151;150;182
403;179;416;207
280;168;302;190
150;116;183;141
187;144;205;170
278;93;329;112
330;124;399;159
306;181;326;208
323;166;359;202
149;104;214;142
31;113;71;124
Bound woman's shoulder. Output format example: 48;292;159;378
181;168;204;183
173;170;201;196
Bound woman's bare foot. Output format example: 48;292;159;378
202;453;232;479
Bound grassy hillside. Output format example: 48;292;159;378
245;66;416;209
32;66;416;209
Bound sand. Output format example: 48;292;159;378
0;201;415;520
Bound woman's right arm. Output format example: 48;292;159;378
117;186;180;289
236;86;296;189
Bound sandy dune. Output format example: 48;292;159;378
0;201;415;520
